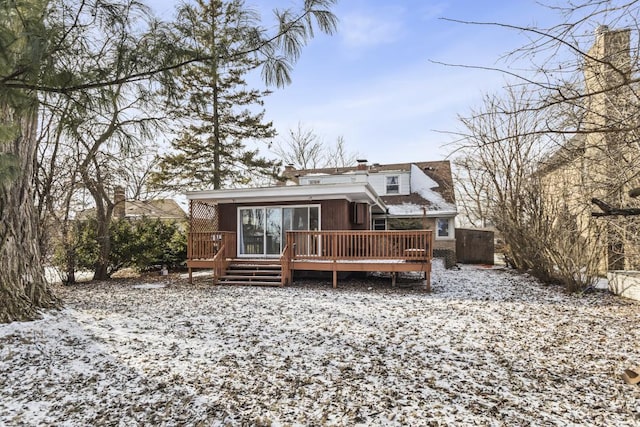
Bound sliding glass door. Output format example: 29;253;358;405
238;205;319;257
239;208;264;255
265;208;282;255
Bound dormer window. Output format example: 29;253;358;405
386;175;399;194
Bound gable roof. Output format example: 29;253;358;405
537;135;586;175
77;199;187;221
124;199;187;220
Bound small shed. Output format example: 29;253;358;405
456;228;494;265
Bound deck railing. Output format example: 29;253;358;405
285;230;433;261
188;230;431;262
187;231;236;260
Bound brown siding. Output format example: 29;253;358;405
320;200;351;230
218;204;236;232
217;199;369;232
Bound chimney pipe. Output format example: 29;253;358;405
114;186;126;218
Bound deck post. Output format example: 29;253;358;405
271;230;434;290
332;268;337;289
188;267;192;284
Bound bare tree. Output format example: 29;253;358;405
451;84;603;290
325;136;360;169
119;150;162;201
451;86;551;266
273;123;359;170
443;1;640;277
272;123;325;169
452;155;495;229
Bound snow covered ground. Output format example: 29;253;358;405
2;263;640;426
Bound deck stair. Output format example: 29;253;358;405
218;259;282;286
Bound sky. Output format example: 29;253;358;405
151;0;566;164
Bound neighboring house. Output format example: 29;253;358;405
79;187;187;223
185;159;457;289
114;191;187;223
540;26;640;272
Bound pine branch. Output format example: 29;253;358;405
0;0;337;93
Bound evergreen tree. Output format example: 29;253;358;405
153;0;280;191
0;0;61;322
0;0;336;323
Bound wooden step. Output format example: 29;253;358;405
227;265;280;271
219;280;282;287
221;274;282;281
225;270;280;276
218;260;283;286
229;259;281;265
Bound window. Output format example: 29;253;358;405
386;175;399;194
373;218;386;230
436;218;453;239
308;179;320;185
239;205;320;256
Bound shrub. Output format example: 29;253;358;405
53;216;187;280
110;217;187;271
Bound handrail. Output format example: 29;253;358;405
188;231;236;260
287;230;432;262
211;244;228;284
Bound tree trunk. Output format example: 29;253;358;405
65;247;77;285
210;5;221;190
94;231;112;280
85;183;114;280
0;104;60;323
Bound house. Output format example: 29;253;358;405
539;26;640;272
281;160;457;263
185;159;457;289
113;187;187;222
77;187;188;223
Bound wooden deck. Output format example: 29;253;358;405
187;230;433;290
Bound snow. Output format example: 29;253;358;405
2;264;640;425
132;283;165;289
410;164;457;212
387;202;425;216
385;166;458;215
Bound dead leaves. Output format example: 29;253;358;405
2;266;640;425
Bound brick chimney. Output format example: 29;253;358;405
114;186;126;218
584;26;631;133
278;164;297;186
356;159;368;171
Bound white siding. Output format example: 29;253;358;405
367;172;411;195
299;173;367;186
